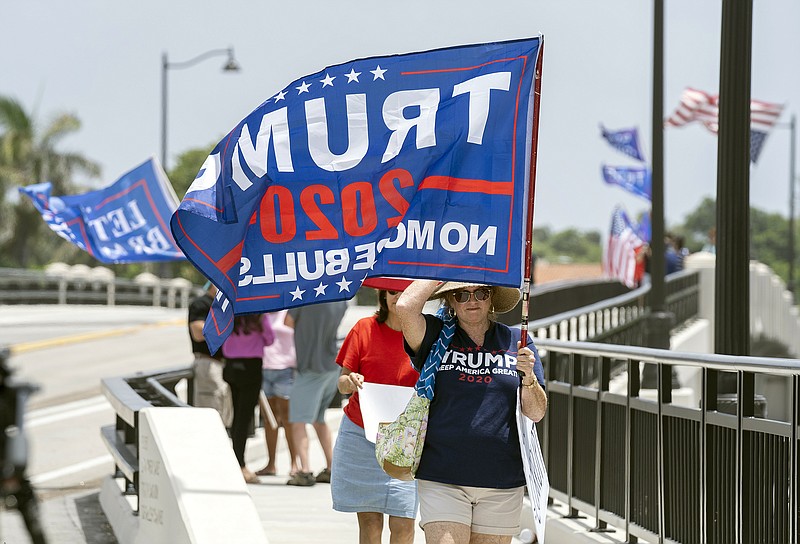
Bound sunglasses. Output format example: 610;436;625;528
452;288;492;303
386;290;400;296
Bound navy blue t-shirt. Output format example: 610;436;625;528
407;315;545;489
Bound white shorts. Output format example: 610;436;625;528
417;479;524;536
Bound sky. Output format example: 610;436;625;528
2;0;798;238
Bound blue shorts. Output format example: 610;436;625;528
262;368;294;399
288;369;339;423
331;414;418;518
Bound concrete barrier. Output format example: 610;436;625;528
101;407;267;544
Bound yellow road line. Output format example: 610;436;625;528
11;318;185;355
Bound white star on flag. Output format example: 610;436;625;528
295;81;311;94
320;73;336;87
370;65;387;81
345;68;361;83
290;286;305;300
274;90;287;102
336;276;352;292
313;282;328;296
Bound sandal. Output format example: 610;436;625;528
255;466;277;476
242;467;261;484
286;472;316;486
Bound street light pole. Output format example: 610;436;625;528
161;52;169;170
158;47;240;278
160;47;240;172
788;114;797;295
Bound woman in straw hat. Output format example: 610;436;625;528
396;280;547;544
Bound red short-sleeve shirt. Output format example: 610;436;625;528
336;316;419;428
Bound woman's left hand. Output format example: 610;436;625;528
517;340;547;422
516;341;536;383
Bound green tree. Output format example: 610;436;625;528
168;144;215;199
680;196;716;251
533;226;602;263
0;96;100;267
750;207;790;281
160;144;216;283
675;197;793;284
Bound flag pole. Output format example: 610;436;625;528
520;37;545;346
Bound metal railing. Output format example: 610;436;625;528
536;338;800;544
530;269;699;345
0;267;197;308
100;367;193;504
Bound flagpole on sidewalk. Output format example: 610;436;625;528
519;38;545;346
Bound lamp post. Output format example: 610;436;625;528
786;115;797;294
159;47;240;278
160;47;240;171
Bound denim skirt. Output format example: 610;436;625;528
331;414;419;518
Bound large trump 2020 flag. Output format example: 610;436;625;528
171;37;544;353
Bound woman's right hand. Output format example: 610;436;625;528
338;369;364;394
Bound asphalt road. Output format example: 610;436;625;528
0;303;379;543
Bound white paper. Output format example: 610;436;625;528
516;399;549;544
358;382;415;443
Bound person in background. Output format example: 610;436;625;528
285;301;347;487
701;227;717;254
256;309;300;477
332;287;419;543
634;243;650;288
188;281;232;427
396;280;547;544
221;314;275;484
665;233;684;275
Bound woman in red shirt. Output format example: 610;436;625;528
332;287;420;544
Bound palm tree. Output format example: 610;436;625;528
0;96;100;267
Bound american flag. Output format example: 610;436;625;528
604;207;645;288
665;87;784;163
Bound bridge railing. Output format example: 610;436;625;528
529;269;699;345
0;266;197;308
537;338;799;544
100;367;193;507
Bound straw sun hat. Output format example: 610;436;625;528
428;282;521;314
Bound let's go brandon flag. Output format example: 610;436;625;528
171;37;544;353
21;157;184;264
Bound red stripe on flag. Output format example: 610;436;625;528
215;242;244;273
418;176;514;195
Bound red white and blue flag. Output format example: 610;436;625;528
170;38;544;353
20;157;184;263
665;87;784;164
604;206;645;288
